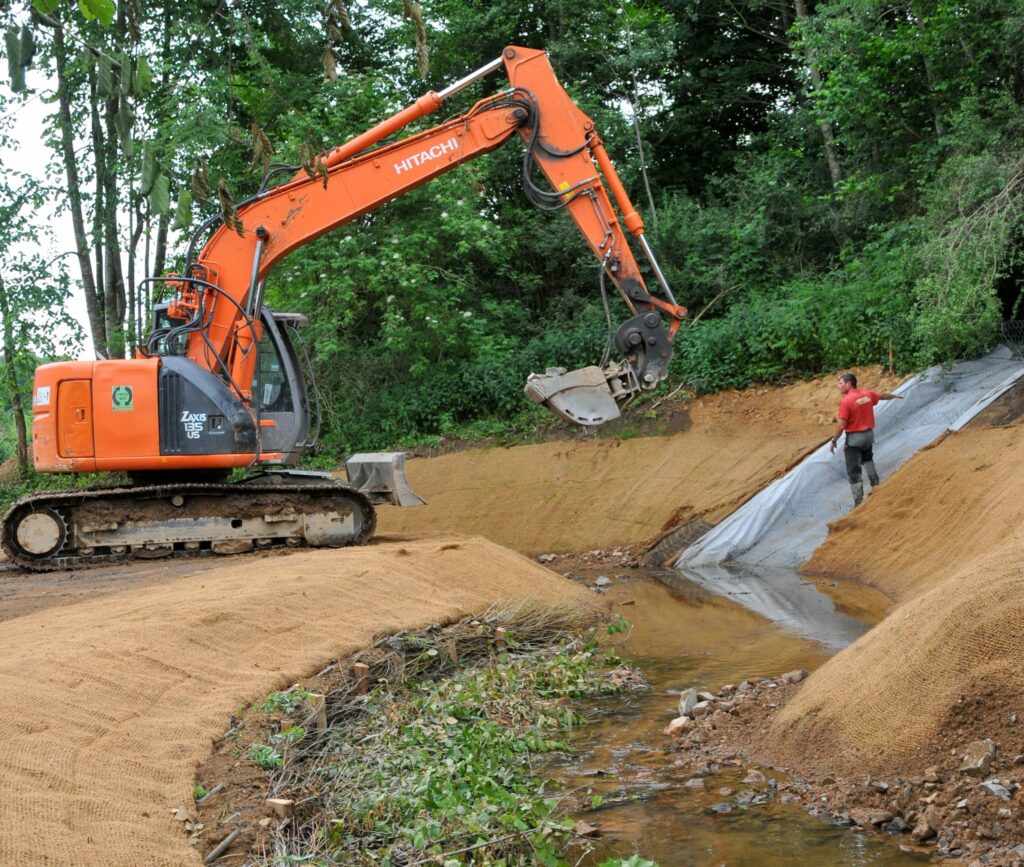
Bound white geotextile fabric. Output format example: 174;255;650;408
676;345;1024;572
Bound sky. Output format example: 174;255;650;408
4;68;119;361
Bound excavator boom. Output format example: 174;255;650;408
171;46;686;424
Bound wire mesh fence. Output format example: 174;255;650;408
1002;321;1024;359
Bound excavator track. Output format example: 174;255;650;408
1;480;376;572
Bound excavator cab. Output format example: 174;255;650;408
141;304;314;466
250;311;313;463
145;302;422;505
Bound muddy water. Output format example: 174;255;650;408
545;570;928;866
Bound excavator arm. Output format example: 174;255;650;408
161;46;686;425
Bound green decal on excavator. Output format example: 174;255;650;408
112;385;134;412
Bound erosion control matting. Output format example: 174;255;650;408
0;537;591;866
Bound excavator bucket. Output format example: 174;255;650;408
345;452;426;507
524;366;622;426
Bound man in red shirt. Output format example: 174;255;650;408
829;373;904;506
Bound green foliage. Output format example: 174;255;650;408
5;0;1024;461
313;636;637;865
76;0;116;26
249;743;284;770
261;687;311;715
274;725;305;745
606;614;631;636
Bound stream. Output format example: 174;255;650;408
543;567;932;866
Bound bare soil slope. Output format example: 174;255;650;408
380;369;898;554
0;538;591;866
762;423;1024;776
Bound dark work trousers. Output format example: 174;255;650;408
844;429;880;505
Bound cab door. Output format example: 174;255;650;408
253;310;311;463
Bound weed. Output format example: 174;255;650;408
249;744;284;770
273;725;305;745
243;607;651;866
606;613;632;635
262;688;310;715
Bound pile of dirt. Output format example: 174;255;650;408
0;537;592;866
380;367;900;555
765;538;1024;777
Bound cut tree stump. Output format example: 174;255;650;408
264;798;294;819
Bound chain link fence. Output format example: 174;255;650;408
1002;321;1024;359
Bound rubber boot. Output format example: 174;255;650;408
863;461;880;488
850;481;864;506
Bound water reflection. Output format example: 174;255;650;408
670;563;872;651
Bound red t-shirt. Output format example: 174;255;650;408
839;389;880;432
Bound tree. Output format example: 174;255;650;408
0;159;80;472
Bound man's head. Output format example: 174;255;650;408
837;373;857;394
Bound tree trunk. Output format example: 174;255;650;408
0;275;28;473
793;0;842;187
102;95;126;359
153;212;169;278
89;70;106;350
52;21;107;357
911;14;947;139
128;197;145;356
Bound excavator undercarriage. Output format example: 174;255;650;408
0;456;424;571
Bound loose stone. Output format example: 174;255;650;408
911;819;936;842
960;739;997;777
780;669;808;685
977;780;1011;800
678;687;698;718
664;716;694;737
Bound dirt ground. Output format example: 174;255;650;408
379;367;901;554
0;538;591;866
0;365;947;866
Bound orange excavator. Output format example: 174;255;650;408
2;46;687;570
